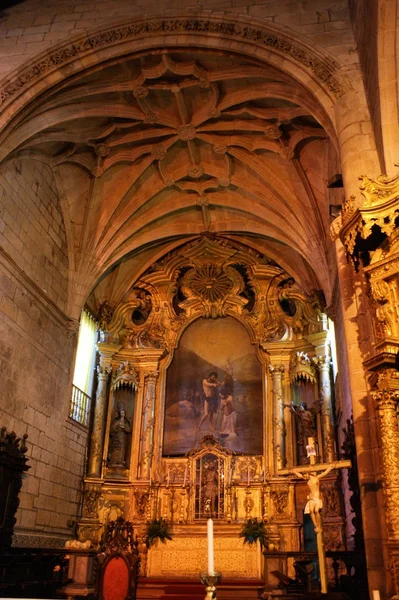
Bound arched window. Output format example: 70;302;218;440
69;310;97;426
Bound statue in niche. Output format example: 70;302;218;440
289;402;318;464
203;460;218;517
108;403;131;468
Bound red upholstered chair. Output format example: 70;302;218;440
97;518;140;600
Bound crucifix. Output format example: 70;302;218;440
279;439;351;594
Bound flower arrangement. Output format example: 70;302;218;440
239;518;269;549
145;518;173;548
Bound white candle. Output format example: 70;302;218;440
183;463;188;487
167;466;170;487
263;469;266;484
207;518;214;575
372;591;381;600
247;466;250;484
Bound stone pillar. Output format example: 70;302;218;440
315;353;335;463
270;364;285;471
87;342;121;478
139;370;159;480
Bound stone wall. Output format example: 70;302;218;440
0;0;357;79
0;159;68;312
348;0;383;168
0;158;87;546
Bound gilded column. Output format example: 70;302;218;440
87;342;121;478
315;354;335;463
270;365;286;471
139;370;159;480
373;385;399;541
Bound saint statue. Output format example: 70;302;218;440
289;402;318;463
203;461;218;516
108;403;131;468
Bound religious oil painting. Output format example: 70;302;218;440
163;317;263;455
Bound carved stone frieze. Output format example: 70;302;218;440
0;16;343;112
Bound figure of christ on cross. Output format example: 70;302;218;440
281;458;351;594
290;464;336;534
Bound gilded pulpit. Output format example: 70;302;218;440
77;236;347;584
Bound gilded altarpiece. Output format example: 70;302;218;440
332;169;399;595
78;236;344;580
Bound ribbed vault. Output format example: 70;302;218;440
1;44;341;315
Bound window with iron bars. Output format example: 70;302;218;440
69;309;97;427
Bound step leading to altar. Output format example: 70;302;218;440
137;577;265;599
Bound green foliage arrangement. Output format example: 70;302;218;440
239;518;269;549
145;518;173;549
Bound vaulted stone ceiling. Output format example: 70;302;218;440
2;49;340;313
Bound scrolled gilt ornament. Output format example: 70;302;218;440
373;388;399;410
290;351;317;383
144;370;159;383
111;361;139;390
359;169;399;207
97;364;112;377
98;301;115;331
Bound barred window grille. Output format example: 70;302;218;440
69;385;91;427
69;310;97;427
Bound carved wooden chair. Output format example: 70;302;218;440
97;517;140;600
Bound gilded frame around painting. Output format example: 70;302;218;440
163;316;263;456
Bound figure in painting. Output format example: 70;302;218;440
203;461;218;516
219;372;237;439
108;403;131;468
198;372;219;431
290;464;335;533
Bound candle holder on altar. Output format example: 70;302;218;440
200;572;221;600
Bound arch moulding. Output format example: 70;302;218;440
0;12;349;134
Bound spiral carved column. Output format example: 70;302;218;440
315;354;335;463
373;387;399;541
270;364;286;471
139;370;159;480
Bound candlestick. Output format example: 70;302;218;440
247;465;250;484
207;518;214;575
200;572;220;600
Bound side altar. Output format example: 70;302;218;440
77;236;349;584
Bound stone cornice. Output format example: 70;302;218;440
0;14;344;116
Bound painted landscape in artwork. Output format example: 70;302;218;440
163;317;263;455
